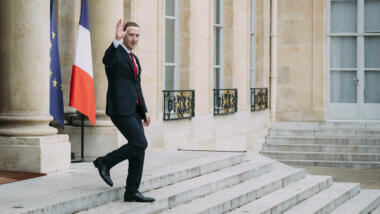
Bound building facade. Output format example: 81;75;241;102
0;0;379;173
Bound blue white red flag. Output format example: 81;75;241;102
69;0;96;126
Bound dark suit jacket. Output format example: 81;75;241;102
102;43;147;119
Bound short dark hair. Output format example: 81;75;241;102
123;22;140;31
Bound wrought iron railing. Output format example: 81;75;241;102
163;90;195;120
251;88;268;111
213;89;238;115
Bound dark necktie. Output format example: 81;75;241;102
129;52;139;105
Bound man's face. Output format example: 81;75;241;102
123;26;140;50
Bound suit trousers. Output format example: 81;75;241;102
102;110;148;194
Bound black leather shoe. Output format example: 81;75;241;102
93;157;113;187
124;191;155;202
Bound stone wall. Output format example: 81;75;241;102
276;0;326;121
58;0;271;155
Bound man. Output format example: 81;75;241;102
93;19;155;203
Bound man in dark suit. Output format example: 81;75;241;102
93;19;155;203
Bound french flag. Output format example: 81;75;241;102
69;0;96;126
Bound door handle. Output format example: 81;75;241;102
353;78;359;84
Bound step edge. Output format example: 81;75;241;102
83;160;277;213
161;168;307;214
0;153;247;214
231;175;333;214
331;189;380;214
284;182;361;214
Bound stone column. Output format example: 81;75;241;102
224;0;234;89
232;0;250;111
128;0;165;149
270;0;278;122
179;0;191;90
57;0;81;119
184;0;216;149
0;0;70;173
62;0;126;158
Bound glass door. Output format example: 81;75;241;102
362;0;380;120
328;0;359;120
327;0;380;120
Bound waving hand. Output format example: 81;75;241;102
115;19;126;41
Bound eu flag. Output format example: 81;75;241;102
50;0;64;128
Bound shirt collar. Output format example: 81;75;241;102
120;43;132;55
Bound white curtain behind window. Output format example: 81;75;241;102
331;0;357;33
330;0;358;103
365;37;380;68
365;71;380;103
331;37;357;68
331;71;357;103
365;0;380;33
164;0;177;90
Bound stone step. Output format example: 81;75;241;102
277;159;380;169
262;144;380;153
159;167;306;214
0;152;247;214
371;205;380;214
270;122;380;131
284;182;360;214
268;129;380;138
260;151;380;162
228;175;333;214
265;136;380;146
331;189;380;214
77;159;277;214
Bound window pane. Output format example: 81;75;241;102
165;65;175;90
330;70;357;103
214;68;220;89
215;0;221;24
250;0;255;88
365;36;380;68
331;0;357;33
331;37;357;68
365;0;380;32
251;35;255;88
214;28;221;65
165;19;175;63
165;0;175;16
250;69;255;88
365;70;380;103
251;0;255;33
250;35;255;68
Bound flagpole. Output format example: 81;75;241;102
81;113;84;159
71;113;85;163
69;0;95;162
71;113;86;163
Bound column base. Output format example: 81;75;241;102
0;115;58;136
0;135;71;173
62;125;126;158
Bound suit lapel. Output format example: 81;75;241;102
118;46;134;75
118;46;141;78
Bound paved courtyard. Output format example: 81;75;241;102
297;166;380;189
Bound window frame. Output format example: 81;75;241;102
250;0;256;88
164;0;179;90
326;0;380;119
213;0;224;89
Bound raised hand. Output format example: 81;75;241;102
115;19;126;41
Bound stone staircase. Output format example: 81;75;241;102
1;151;380;214
76;153;380;214
260;122;380;169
